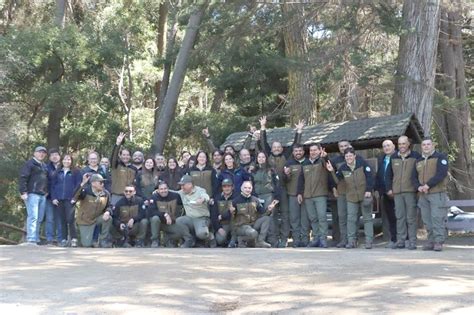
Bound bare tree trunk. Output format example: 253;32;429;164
152;4;206;154
46;0;67;149
433;0;473;199
55;0;67;28
391;0;441;135
118;34;134;141
154;4;178;131
281;2;315;125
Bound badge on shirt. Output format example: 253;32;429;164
441;159;447;165
365;166;371;172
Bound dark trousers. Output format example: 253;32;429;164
57;200;77;240
381;194;397;242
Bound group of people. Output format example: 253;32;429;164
19;116;450;251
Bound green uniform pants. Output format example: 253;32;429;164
304;196;328;241
235;216;271;242
78;215;112;247
288;196;310;243
394;192;418;243
111;218;148;241
274;188;290;242
347;201;373;243
337;194;348;243
418;192;448;243
215;223;231;246
147;216;193;242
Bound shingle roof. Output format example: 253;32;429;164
220;113;424;152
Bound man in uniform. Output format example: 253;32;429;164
147;181;194;248
412;138;449;251
211;178;235;247
232;181;274;248
259;116;304;247
284;144;310;247
112;185;148;247
71;174;113;248
297;144;330;248
386;136;421;249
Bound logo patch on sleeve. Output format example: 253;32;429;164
441;159;447;165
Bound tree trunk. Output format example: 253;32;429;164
391;0;441;135
433;0;473;199
210;89;225;112
154;4;178;131
281;2;315;125
152;4;206;154
55;0;66;28
152;1;168;110
46;0;67;149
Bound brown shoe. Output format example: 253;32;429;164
422;242;434;251
433;243;443;251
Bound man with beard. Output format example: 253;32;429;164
130;151;145;172
259;116;304;248
154;153;167;178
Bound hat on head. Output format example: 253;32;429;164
221;178;234;186
178;175;193;185
90;174;105;183
34;146;47;153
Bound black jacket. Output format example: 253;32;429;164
19;158;49;195
375;153;394;194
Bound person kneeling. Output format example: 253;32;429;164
112;185;148;248
148;181;194;248
232;181;274;248
72;174;113;248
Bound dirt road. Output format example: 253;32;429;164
1;239;473;314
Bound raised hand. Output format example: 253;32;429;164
295;120;305;132
116;132;126;146
202;127;210;137
259;116;267;129
325;161;334;172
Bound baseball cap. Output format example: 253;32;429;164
178;175;193;185
34;146;47;153
90;174;106;183
221;178;234;186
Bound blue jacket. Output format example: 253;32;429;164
51;168;82;201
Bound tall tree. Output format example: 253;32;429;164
46;0;67;149
433;0;473;199
281;1;316;125
391;0;441;134
152;3;207;153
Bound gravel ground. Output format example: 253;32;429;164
1;236;473;315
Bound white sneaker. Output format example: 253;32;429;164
19;241;38;246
